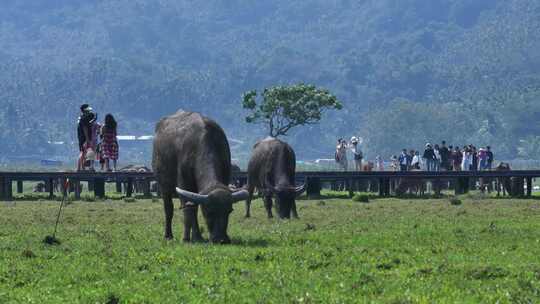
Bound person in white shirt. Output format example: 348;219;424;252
433;144;441;172
350;136;363;171
375;155;384;171
411;151;421;170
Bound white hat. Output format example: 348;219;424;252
350;136;358;144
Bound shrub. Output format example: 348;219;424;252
449;197;462;205
352;194;370;203
124;197;136;203
81;194;96;202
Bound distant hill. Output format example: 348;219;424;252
0;0;539;161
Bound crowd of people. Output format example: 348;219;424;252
77;104;119;172
335;138;494;172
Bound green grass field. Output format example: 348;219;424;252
2;194;540;303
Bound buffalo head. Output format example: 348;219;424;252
271;184;305;219
176;187;249;244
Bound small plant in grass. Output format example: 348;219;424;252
106;192;124;200
81;194;96;202
449;197;462;206
352;194;370;203
124;197;136;203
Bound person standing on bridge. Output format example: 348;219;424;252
440;141;450;170
101;114;119;172
422;143;436;171
411;151;421;170
398;149;408;172
77;104;96;171
453;146;462;171
486;146;494;170
350;137;363;171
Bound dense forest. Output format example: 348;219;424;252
0;0;539;162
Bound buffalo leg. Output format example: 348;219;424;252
163;192;174;240
291;201;299;219
245;186;255;218
245;198;252;218
191;206;204;242
264;195;273;218
182;203;196;242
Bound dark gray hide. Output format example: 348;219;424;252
245;137;305;219
152;111;248;243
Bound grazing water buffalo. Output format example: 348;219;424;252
245;137;305;219
152;111;249;243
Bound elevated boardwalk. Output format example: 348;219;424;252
1;170;538;201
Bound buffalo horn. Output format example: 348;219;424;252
231;190;250;203
176;187;209;205
295;184;306;195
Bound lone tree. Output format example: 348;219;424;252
242;83;342;137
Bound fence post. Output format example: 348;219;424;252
47;178;54;199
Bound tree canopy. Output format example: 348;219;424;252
242;84;342;137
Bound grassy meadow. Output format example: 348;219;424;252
1;193;540;303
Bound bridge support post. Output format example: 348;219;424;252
306;177;321;198
455;177;469;195
143;179;151;198
346;179;354;198
115;181;123;193
0;178;13;201
74;179;81;200
526;177;532;197
126;178;134;198
0;177;3;200
94;178;105;199
379;178;390;197
17;181;23;194
156;183;161;197
511;177;525;197
47;178;54;199
88;180;94;192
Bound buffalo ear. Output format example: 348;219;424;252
176;187;209;205
231;190;250;203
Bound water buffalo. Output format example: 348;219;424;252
245;137;305;219
152;111;249;243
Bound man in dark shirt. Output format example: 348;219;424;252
440;140;450;170
471;146;478;171
486;146;494;170
398;149;408;172
423;143;436;171
77;104;95;171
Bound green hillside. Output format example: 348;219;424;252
0;0;539;161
